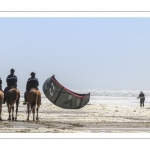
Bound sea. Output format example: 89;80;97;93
19;89;150;106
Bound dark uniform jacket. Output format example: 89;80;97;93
26;77;39;91
139;93;145;100
6;74;17;87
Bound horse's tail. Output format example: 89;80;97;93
31;91;38;111
10;89;18;107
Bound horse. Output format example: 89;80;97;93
5;87;20;121
26;88;41;121
0;91;4;121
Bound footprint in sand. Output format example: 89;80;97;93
115;110;119;112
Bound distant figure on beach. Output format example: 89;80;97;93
0;77;3;92
3;69;18;104
23;72;39;105
137;91;145;107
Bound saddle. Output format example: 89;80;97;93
9;86;16;89
6;86;16;94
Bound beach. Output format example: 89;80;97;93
1;97;150;133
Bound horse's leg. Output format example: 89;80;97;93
36;93;41;121
12;106;14;121
7;104;11;120
33;107;35;121
36;106;39;121
27;104;30;121
16;93;20;121
15;101;18;121
0;106;2;121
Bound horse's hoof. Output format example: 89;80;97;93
8;118;11;120
12;117;15;121
15;118;17;121
27;119;29;121
36;117;39;121
0;118;2;121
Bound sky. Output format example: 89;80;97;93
0;17;150;90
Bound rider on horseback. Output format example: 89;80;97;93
23;72;39;105
3;69;17;104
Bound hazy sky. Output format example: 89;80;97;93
0;18;150;90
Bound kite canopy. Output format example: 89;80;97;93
42;75;90;109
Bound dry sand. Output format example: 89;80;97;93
1;98;150;133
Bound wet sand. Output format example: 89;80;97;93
1;98;150;133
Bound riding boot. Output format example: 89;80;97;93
3;86;10;104
0;89;4;93
23;91;27;105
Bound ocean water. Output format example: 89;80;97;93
74;89;150;106
20;89;150;106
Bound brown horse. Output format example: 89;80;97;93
6;87;20;121
26;88;41;121
0;91;4;121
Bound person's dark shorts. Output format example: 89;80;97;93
140;98;145;103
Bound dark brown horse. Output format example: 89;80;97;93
6;87;20;121
0;91;4;121
26;88;41;121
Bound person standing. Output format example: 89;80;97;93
138;91;145;107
